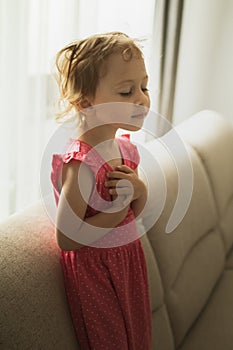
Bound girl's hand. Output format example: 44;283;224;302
105;165;146;202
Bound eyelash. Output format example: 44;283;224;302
120;88;149;97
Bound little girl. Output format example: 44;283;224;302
51;32;152;349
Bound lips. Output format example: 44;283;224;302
131;114;145;119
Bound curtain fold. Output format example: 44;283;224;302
152;0;184;125
0;0;80;220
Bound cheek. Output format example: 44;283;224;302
92;85;112;105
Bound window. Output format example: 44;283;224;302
0;0;156;220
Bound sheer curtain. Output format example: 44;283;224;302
0;0;156;221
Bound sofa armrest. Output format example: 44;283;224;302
0;201;80;349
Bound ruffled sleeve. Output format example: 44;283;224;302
61;139;81;163
50;140;83;206
50;139;100;206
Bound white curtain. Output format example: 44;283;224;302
0;0;156;221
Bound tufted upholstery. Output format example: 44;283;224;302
142;110;233;349
1;110;233;349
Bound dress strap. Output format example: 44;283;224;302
117;135;140;170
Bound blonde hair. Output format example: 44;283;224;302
54;32;144;124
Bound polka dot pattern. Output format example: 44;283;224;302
61;240;152;349
51;135;152;349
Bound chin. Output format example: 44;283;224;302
114;121;144;132
126;125;142;132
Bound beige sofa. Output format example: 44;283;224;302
1;110;233;349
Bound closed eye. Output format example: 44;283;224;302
119;87;149;97
119;91;132;96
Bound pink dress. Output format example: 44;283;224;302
51;135;152;350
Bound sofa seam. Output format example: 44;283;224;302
170;226;225;291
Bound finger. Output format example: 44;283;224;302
115;165;133;174
105;179;131;187
109;188;133;196
107;171;129;179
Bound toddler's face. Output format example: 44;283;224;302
87;52;150;131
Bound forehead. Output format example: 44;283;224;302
102;53;147;83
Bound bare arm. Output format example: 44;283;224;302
56;160;129;251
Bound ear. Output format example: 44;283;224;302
76;97;92;110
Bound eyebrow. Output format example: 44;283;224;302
115;75;148;87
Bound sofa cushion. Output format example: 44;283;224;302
140;232;174;349
151;305;175;350
179;270;233;350
0;202;79;350
143;138;225;347
176;110;233;254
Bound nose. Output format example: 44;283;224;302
134;89;150;108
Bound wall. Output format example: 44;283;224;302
173;0;233;124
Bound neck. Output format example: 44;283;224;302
78;124;117;147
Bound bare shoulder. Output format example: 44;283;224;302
61;159;94;191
